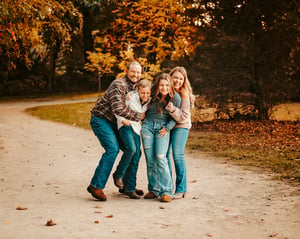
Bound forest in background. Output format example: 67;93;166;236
1;0;299;120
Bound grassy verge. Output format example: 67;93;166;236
26;102;94;130
26;101;300;183
0;92;100;103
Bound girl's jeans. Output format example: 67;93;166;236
141;121;173;197
167;128;189;193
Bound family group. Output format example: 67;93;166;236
87;61;194;203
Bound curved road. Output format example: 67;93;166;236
0;99;300;239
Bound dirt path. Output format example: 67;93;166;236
0;99;300;239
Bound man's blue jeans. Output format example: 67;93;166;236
167;128;189;193
141;120;173;197
114;125;141;192
90;116;121;189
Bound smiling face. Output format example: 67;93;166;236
126;63;142;83
171;70;185;91
158;79;170;97
138;86;151;103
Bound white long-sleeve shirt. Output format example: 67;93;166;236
115;91;150;135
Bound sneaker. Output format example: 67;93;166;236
160;194;172;203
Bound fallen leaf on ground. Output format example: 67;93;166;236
190;180;197;183
159;206;165;209
16;206;27;210
94;220;99;224
46;219;56;226
105;214;113;218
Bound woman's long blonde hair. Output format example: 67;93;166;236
169;66;195;108
151;73;175;114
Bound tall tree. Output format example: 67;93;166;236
87;0;201;80
188;0;299;120
0;0;82;93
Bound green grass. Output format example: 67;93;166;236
26;102;94;130
25;101;300;183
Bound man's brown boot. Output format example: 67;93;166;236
87;185;107;201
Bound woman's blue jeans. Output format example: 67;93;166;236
141;121;173;197
90;116;121;189
167;128;189;193
114;125;141;192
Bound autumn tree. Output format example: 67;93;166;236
186;0;300;120
85;43;117;92
86;0;201;81
0;0;82;94
73;0;117;60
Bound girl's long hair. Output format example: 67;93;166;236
151;73;175;115
169;66;195;107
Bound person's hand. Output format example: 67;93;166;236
126;92;133;101
158;126;168;137
165;102;175;112
122;119;131;126
140;112;146;120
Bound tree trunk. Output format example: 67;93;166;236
47;38;61;92
82;9;94;61
98;74;102;92
255;69;269;121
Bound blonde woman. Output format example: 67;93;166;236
165;66;194;199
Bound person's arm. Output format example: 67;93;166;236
166;99;191;124
111;80;142;122
166;88;190;124
115;114;131;127
163;92;182;132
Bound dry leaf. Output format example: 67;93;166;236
94;220;99;224
159;206;165;209
94;211;102;213
190;180;197;183
105;214;113;218
46;219;56;226
16;206;27;210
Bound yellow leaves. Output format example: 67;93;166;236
85;51;117;75
1;0;82;71
89;0;200;69
117;50;135;74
